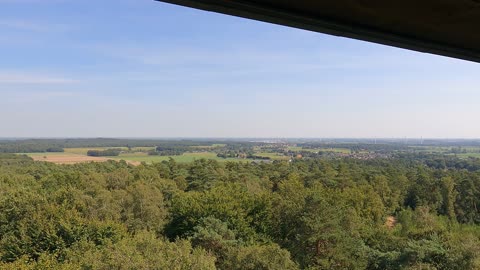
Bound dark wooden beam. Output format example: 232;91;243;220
156;0;480;63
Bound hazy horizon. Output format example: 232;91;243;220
2;137;480;141
2;0;480;138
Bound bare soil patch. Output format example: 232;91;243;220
385;216;397;229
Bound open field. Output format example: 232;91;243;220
455;153;480;159
410;146;480;159
191;144;227;149
27;152;112;164
19;144;388;166
23;149;250;165
25;152;142;165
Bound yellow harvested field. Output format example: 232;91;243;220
30;154;110;164
29;154;140;165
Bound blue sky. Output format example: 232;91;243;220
1;0;480;138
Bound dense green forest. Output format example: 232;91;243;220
1;152;480;269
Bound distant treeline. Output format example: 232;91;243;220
151;145;195;156
0;142;66;153
216;152;270;160
0;138;226;153
87;149;122;157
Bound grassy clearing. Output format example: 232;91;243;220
411;146;480;159
23;151;250;165
191;144;227;149
455;153;480;159
23;152;73;157
255;152;290;161
111;152;250;164
410;146;452;153
212;144;227;147
327;148;352;153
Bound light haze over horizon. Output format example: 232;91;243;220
1;0;480;138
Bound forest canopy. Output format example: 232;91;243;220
1;149;480;269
